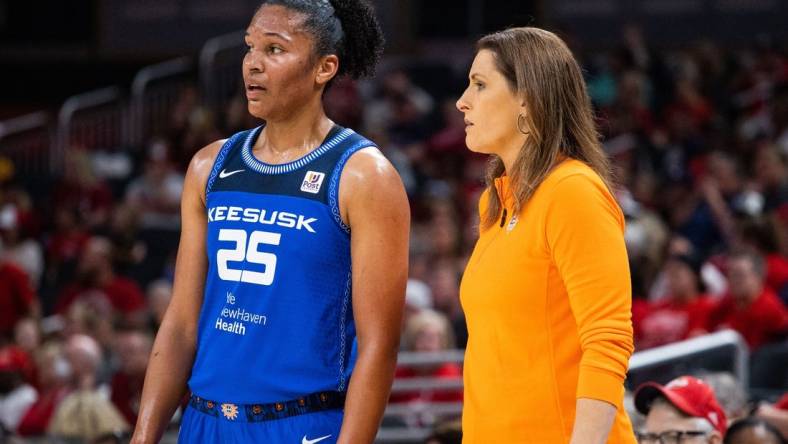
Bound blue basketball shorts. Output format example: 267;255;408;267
178;392;344;443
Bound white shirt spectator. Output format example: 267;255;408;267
0;383;37;432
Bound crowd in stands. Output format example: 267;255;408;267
633;375;788;444
0;26;787;442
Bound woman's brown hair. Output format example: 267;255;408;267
477;27;613;229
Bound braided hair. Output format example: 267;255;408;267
256;0;384;80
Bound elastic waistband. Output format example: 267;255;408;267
188;391;345;422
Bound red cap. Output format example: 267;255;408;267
634;376;727;435
775;393;788;410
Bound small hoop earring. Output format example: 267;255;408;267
517;114;530;135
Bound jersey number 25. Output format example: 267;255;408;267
216;228;280;285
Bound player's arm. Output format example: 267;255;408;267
130;140;223;444
336;148;410;444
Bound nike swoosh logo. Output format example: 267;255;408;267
302;435;331;444
219;168;244;179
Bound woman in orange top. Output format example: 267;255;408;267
456;27;637;443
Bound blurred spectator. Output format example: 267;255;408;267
16;342;71;436
428;97;467;155
0;346;37;433
0;156;13;184
90;146;134;191
364;68;434;143
636;254;716;349
427;260;467;349
625;390;645;433
53;148;114;230
774;85;788;154
605;69;655;137
648;236;728;302
124;139;184;230
756;393;788;440
427;200;463;260
146;279;173;330
223;94;260;135
11;319;40;386
49;334;129;441
392;310;462;427
0;203;44;288
753;145;788;214
63;334;104;392
393;309;462;403
64;300;117;362
1;187;42;238
724;417;786;444
44;205;91;291
618;186;670;298
699;372;750;423
676;152;745;255
619;24;671;100
422;98;474;182
402;278;433;331
708;251;788;350
110;329;152;426
425;418;462;444
104;204;148;283
168;85;201;137
178;108;222;170
0;246;38;340
664;79;713;132
13;318;40;357
324;77;364;129
168;85;222;169
635;375;727;444
371;130;418;196
54;236;146;326
739;218;788;301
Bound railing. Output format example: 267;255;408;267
56;87;127;171
627;329;750;388
0;112;54;175
199;30;245;110
377;330;750;443
380;350;464;443
131;56;194;146
12;29;239;171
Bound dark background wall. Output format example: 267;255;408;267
545;0;788;47
1;0;786;116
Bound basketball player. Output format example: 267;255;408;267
130;1;409;443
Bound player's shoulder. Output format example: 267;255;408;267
182;139;231;204
339;128;393;178
342;146;402;194
189;139;227;172
188;126;257;175
338;139;409;227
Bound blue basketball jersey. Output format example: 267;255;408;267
188;124;375;404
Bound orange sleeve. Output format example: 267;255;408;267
545;174;634;405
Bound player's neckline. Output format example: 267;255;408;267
241;124;353;175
